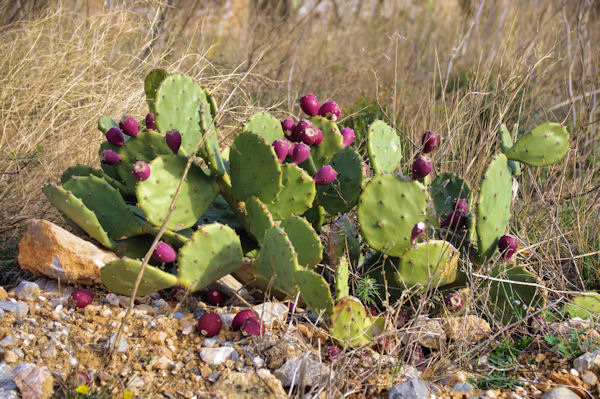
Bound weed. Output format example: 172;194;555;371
355;275;378;306
471;371;524;390
544;330;600;359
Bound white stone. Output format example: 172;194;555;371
12;281;40;301
199;347;238;366
574;351;600;375
252;302;289;325
0;302;28;318
274;355;332;387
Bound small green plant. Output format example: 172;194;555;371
488;336;532;369
355;275;378;306
544;329;600;359
470;371;524;390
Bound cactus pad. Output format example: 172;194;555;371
506;123;569;166
560;293;600;319
317;147;364;215
358;175;428;256
242;111;284;144
280;215;322;269
430;173;473;218
98;116;119;135
476;154;513;263
295;269;334;316
199;100;228;178
307;116;343;169
330;296;384;347
101;257;177;296
144;68;169;115
61;165;128;194
499;124;521;176
245;196;274;245
177;223;243;292
253;226;299;297
198;195;242;229
230;131;282;203
367;120;402;174
266;164;315;220
394;240;459;289
328;216;361;267
303;204;325;233
334;257;350;299
137;154;219;231
488;264;542;324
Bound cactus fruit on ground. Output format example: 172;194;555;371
316;147;364;215
242;111;284;144
232;309;257;330
205;288;225;306
367;120;402;175
70;289;93;309
241;317;264;336
505;123;570;166
499;124;521;176
300;94;319;117
245;196;275;245
295;269;334;316
198;312;223;337
330;296;384;347
265;164;315;221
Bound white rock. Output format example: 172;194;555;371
0;337;16;348
573;351;600;375
274;355;332;387
199;347;239;366
105;333;129;353
12;281;40;301
388;377;431;399
0;301;28;318
541;387;579;399
252;302;289;325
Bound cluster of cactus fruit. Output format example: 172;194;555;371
44;69;580;350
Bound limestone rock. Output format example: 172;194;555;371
388;377;431;399
541;387;580;399
12;281;40;302
573;350;600;375
18;219;118;285
400;317;446;349
199;347;239;366
12;364;53;399
443;315;491;343
211;369;286;399
274;355;332;387
252;302;289;325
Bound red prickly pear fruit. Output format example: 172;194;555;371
340;127;355;147
152;241;177;263
296;120;318;145
498;235;518;261
440;209;466;229
240;317;264;337
292;143;311;164
313;128;323;146
231;309;257;331
281;119;296;136
119;116;139;137
272;140;290;163
314;165;337;185
70;289;93;309
205;288;225;306
291;119;312;142
411;156;432;180
145;113;156;130
285;139;295;157
325;346;342;361
100;149;121;165
444;292;463;312
131;160;151;181
106;127;125;146
318;101;341;121
411;222;426;245
454;198;469;214
421;130;439;153
69;371;90;387
300;94;319;117
166;129;181;154
197;312;223;337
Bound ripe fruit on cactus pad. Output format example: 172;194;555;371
152;241;177;263
166;129;182;154
197;312;222;337
421;130;439;153
454;198;469;214
341;128;355;147
498;235;518;261
241;317;264;336
411;156;432;180
232;309;257;331
205;288;224;306
145;113;156;130
273;139;291;163
292;143;311;164
70;289;93;309
440;209;466;229
300;94;319;116
100;149;121;165
314;165;337;185
318;101;341;121
119;116;138;137
106;127;125;146
281;118;296;135
131;161;151;181
444;292;463;312
313;128;323;146
411;222;426;245
295;119;317;145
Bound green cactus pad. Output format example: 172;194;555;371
242;112;284;144
137;154;219;231
506;123;570;166
334;257;350;299
560;293;600;319
199;99;228;178
488;264;542;324
42;184;115;249
101;257;178;296
358;175;428;256
198;195;243;230
245;196;274;245
499;124;521;176
394;240;459;289
280;215;322;269
98;116;119;134
114;235;161;265
295;269;334;316
430;173;473;218
306;116;344;169
62;175;143;240
330;296;384;347
303;205;325;233
367;120;402;174
144;68;169;115
476;154;513;263
253;226;299;297
154;74;209;156
317;147;364;215
177;223;243;292
229;131;283;203
266;164;315;220
61;165;128;194
328;216;361;267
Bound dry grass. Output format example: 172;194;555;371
1;0;600;394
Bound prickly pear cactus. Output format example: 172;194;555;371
242;111;284;144
499;124;521;176
330;296;384;347
101;258;178;296
430;173;473;218
266;164;315;220
505;123;570;166
295;269;334;316
394;240;459;290
367;120;402;174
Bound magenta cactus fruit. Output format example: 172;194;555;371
440;209;466;229
294;119;318;145
240;317;264;337
145;113;156;130
165;129;182;154
284;301;296;314
70;289;93;309
69;371;90;387
106;127;125;146
318;101;341;121
205;288;225;306
314;165;337;185
411;222;426;245
421;130;439;153
340;127;355;147
151;241;177;263
313;128;323;146
119;116;139;137
411;156;432;180
100;149;121;165
281;118;296;135
300;94;319;117
131;160;151;181
292;143;311;164
197;312;223;337
444;292;463;312
272;139;290;163
325;346;342;361
285;139;295;157
454;198;469;214
498;235;519;261
231;309;257;331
